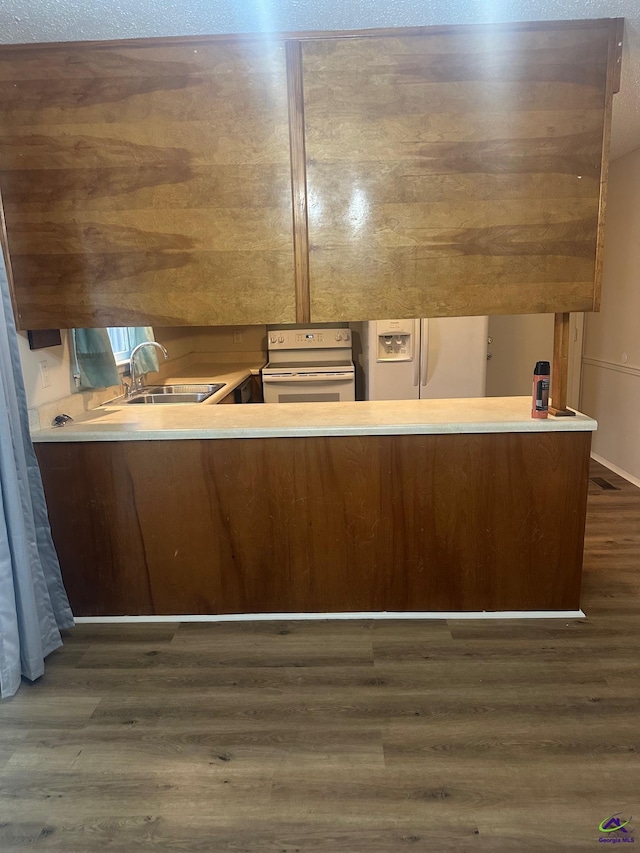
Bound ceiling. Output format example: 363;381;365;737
1;0;638;160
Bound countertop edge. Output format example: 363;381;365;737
31;397;598;443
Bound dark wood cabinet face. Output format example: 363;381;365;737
36;431;591;616
0;20;621;328
302;23;614;321
0;39;296;329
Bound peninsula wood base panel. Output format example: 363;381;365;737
36;431;592;616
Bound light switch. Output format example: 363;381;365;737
39;360;50;388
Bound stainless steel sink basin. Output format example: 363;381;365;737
114;383;225;405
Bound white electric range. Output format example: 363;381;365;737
262;328;355;404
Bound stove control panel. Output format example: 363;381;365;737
268;329;352;350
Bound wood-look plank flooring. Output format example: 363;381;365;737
0;459;638;851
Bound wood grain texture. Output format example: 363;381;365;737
0;20;623;330
592;19;623;312
611;18;625;94
250;374;263;403
0;182;18;322
0;39;296;329
0;460;638;852
550;312;571;414
286;41;311;324
303;23;619;321
35;430;591;616
10;251;294;328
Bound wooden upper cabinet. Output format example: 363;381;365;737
0;39;296;329
0;21;623;329
301;21;621;321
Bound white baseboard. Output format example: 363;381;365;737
74;610;585;624
591;452;640;489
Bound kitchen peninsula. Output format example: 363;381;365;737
33;398;595;618
0;17;613;619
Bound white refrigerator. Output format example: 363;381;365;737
360;317;488;400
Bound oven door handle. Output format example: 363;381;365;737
262;373;354;383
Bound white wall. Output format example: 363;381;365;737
17;331;75;420
582;146;640;485
17;329;126;429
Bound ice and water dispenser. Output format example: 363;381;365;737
374;320;414;362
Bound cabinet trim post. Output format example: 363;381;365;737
593;18;624;312
0;185;20;329
286;40;311;324
550;312;575;417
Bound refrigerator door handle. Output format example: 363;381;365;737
420;318;429;386
413;319;420;386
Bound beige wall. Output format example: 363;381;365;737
582;146;640;485
485;314;555;397
486;314;583;408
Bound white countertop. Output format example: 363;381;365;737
32;396;597;443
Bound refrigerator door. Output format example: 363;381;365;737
362;319;420;400
419;317;488;399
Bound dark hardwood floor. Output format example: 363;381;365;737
0;459;638;851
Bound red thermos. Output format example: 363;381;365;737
532;361;550;419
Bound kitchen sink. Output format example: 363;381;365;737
108;383;225;405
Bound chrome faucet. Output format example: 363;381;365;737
128;341;169;395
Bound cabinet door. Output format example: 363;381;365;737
302;23;614;321
0;39;296;329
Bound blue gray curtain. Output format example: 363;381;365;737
72;327;159;389
71;328;120;389
0;251;74;698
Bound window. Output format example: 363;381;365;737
106;327;136;365
106;327;160;372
